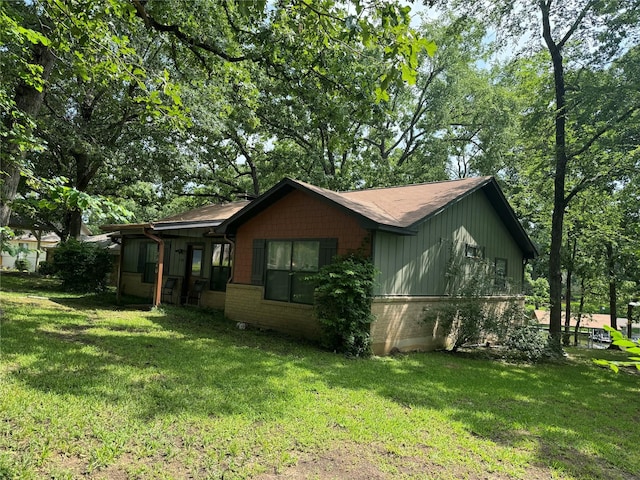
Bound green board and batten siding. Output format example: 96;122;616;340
373;189;524;296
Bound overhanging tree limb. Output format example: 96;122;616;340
130;0;250;63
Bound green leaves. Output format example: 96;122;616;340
310;253;377;357
22;173;133;227
15;26;51;46
593;325;640;373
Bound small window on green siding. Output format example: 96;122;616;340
465;244;484;259
210;243;232;291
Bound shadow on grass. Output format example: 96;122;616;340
3;283;639;479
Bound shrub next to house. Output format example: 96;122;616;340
52;240;112;292
311;253;376;357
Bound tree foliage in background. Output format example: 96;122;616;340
439;0;640;352
2;0;436;236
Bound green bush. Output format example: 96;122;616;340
37;261;56;276
52;240;112;292
504;323;547;362
310;253;376;357
14;258;31;272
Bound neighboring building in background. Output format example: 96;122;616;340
1;230;60;272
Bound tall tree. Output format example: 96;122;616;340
442;0;640;351
1;0;183;235
3;0;434;232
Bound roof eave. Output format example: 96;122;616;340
152;220;223;231
100;223;150;234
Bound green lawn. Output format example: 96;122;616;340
1;273;638;480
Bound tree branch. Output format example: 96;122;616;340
131;0;249;63
558;0;596;49
567;105;640;161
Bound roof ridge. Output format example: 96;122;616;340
338;176;492;194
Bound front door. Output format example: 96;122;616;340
182;244;204;303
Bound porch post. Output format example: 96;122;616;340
143;230;164;307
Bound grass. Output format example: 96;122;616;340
1;272;639;480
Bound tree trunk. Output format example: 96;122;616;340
69;209;84;240
541;1;569;353
606;242;617;329
574;278;586;346
34;229;42;271
0;44;55;226
564;266;572;346
564;237;577;346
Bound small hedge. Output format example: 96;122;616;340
51;240;112;292
310;253;376;357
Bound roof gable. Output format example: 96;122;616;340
218;177;537;258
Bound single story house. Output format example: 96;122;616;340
104;176;537;355
1;230;60;272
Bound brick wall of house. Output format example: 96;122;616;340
120;272;154;300
224;284;321;339
226;284;524;355
371;295;525;355
232;190;371;284
370;297;450;355
200;291;226;310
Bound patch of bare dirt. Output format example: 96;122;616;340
254;442;556;480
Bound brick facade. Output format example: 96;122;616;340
224;284;321;339
371;295;525;355
120;272;154;300
232;190;370;284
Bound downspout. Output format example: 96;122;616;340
144;229;164;307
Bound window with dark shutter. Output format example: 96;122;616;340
319;238;337;267
263;238;337;304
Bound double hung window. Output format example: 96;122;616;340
265;240;320;304
251;238;336;303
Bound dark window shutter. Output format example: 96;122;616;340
251;239;266;285
319;238;337;267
